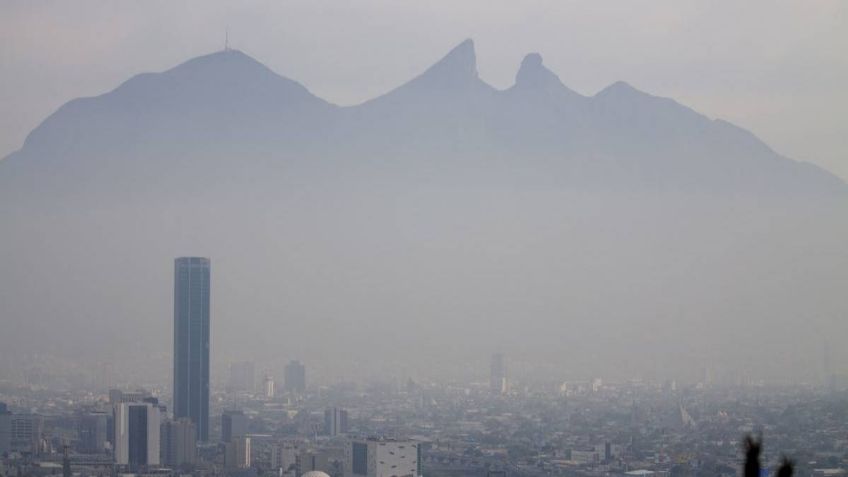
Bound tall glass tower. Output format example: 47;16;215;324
173;257;210;441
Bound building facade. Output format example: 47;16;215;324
160;418;197;468
173;257;211;441
344;438;421;477
224;437;251;470
324;408;348;436
78;412;109;453
114;402;160;467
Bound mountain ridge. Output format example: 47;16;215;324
4;40;844;197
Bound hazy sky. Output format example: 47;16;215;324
1;0;846;179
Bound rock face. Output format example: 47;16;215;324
1;40;845;380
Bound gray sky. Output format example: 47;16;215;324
1;0;846;180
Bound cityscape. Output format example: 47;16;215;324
2;2;848;477
1;258;848;477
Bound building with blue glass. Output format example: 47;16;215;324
173;257;210;442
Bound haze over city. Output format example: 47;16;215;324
0;3;847;477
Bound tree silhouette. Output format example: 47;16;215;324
743;435;793;477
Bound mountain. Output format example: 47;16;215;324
1;40;846;382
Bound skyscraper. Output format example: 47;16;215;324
173;257;211;441
284;360;306;394
490;353;508;395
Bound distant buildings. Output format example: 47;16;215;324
285;360;306;394
324;408;348;437
490;353;508;394
221;410;248;443
160;418;197;468
344;438;421;477
114;401;160;467
270;442;336;476
173;257;211;441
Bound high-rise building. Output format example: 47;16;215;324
221;410;248;443
228;362;255;393
490;353;508;395
284;360;306;394
78;412;109;453
173;257;211;441
160;418;196;468
114;402;160;467
344;438;421;477
324;408;348;436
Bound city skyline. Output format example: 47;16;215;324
0;3;846;476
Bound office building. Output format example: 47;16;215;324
324;408;348;436
160;418;196;468
221;410;248;443
79;412;109;453
490;353;508;394
284;361;306;394
173;257;211;441
344;438;421;477
114;402;160;467
5;414;43;454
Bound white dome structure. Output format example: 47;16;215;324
301;472;330;477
